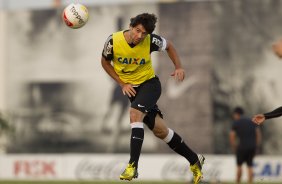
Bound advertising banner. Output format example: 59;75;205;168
0;154;282;182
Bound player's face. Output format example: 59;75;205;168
130;24;148;45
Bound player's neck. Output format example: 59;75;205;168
123;30;133;45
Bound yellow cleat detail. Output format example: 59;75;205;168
120;163;138;181
190;154;205;184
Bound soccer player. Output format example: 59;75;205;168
252;106;282;125
230;107;261;184
101;13;205;183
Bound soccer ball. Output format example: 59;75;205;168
62;3;89;29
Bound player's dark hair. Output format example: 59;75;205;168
233;106;244;115
130;13;157;34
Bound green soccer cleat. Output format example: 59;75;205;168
190;154;205;184
120;163;138;181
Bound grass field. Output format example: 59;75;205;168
0;181;279;184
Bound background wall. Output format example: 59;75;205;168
5;4;160;153
0;0;282;155
0;11;7;112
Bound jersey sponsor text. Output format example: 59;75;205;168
117;57;146;65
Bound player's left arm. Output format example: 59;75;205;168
150;34;184;82
229;130;237;153
165;40;185;82
255;127;262;149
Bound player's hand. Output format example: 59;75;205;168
121;83;136;97
171;68;185;82
272;39;282;58
252;114;266;125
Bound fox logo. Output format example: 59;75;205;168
117;57;146;65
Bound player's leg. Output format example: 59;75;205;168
246;148;256;184
247;166;253;184
236;150;244;184
236;166;242;184
144;112;205;184
120;108;145;181
120;77;161;181
128;108;146;167
153;115;199;163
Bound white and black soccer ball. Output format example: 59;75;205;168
62;3;89;29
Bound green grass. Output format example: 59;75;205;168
0;182;278;184
0;182;184;184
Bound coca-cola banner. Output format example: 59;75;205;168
0;154;282;182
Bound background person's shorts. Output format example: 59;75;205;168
236;148;256;166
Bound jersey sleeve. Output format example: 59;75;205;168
102;35;113;61
150;34;167;53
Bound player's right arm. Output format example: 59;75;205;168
229;130;236;153
255;127;262;150
101;35;136;97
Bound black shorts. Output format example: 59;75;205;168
236;148;256;166
128;76;163;130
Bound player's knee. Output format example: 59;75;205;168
130;108;144;122
153;127;168;139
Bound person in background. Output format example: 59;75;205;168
230;107;261;184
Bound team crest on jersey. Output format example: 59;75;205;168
117;57;146;65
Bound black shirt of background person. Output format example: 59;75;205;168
232;117;258;150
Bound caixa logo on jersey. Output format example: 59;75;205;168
75;159;125;180
70;6;85;25
117;57;146;65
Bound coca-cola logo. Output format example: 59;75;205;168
161;160;190;180
161;159;221;182
75;159;126;180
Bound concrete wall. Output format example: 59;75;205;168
158;2;214;153
0;11;7;112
